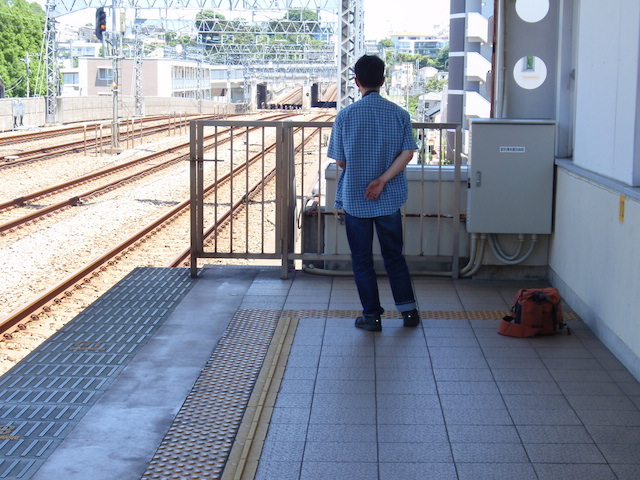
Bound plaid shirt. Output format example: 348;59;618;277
328;92;417;218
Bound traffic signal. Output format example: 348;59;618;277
95;7;107;41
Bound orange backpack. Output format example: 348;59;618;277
498;288;570;337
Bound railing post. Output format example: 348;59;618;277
190;119;204;278
451;125;463;279
276;122;295;279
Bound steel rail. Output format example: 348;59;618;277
0;115;302;336
0;114;295;232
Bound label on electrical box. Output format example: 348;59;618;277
499;146;526;153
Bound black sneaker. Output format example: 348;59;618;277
355;315;382;332
402;309;420;327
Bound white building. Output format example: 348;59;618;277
390;33;448;57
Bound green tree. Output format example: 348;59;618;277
433;45;449;71
0;0;45;97
424;76;447;93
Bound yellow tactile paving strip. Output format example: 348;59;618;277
141;310;282;480
142;308;581;480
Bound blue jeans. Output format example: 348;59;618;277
344;210;416;317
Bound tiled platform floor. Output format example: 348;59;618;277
252;272;640;480
2;266;639;480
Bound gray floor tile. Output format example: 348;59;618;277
508;408;583;426
436;381;500;395
496;380;562;395
586;425;640;443
377;423;449;443
577;409;640;427
278;378;317;395
491;368;555;382
312;393;375;409
565;393;638;410
447;425;521;443
433;368;495;382
610;464;640;480
303;441;377;463
516;425;593;444
260;440;306;463
376;379;437;395
452;442;529;463
598;443;640;464
270;406;311;424
503;394;572;410
440;393;506;410
263;423;309;443
533;463;617;480
377;406;445;425
254;460;301;480
379;462;458;480
525;443;606;464
300;461;378;480
376;393;441;410
315;366;375;381
309;405;375;425
557;381;625;396
306;423;376;443
378;441;453;463
457;463;537;480
313;379;375;394
443;407;513;426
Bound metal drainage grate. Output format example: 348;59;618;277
0;268;195;480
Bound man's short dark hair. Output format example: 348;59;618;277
354;55;385;88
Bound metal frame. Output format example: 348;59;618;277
189;119;464;279
43;0;360;123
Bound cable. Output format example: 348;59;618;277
487;233;538;265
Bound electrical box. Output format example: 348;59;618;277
466;119;556;234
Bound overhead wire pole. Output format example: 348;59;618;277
134;7;143;116
44;0;58;124
338;0;363;110
111;0;120;148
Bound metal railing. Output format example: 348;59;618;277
189;119;464;278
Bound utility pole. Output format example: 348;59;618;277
111;0;120;149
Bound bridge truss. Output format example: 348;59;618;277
44;0;363;123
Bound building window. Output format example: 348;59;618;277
98;68;113;81
63;72;79;85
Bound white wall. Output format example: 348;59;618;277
572;1;640;186
550;164;640;379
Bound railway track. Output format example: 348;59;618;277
0;114;200;167
0;114;332;367
0;113;294;235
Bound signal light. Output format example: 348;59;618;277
95;7;107;41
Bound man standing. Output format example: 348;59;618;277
328;54;420;332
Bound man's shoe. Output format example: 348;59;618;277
355;315;382;332
402;309;421;327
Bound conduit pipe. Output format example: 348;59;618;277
460;234;486;278
488;233;538;265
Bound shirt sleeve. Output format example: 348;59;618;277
327;114;346;162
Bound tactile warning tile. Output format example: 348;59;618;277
284;309;582;322
142;310;281;480
0;267;194;480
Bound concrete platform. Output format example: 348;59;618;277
1;266;639;480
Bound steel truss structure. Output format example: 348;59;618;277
44;0;362;122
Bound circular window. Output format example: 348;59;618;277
515;0;550;23
513;56;547;90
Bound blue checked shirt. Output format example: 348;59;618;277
328;92;417;218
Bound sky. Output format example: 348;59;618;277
363;0;450;39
